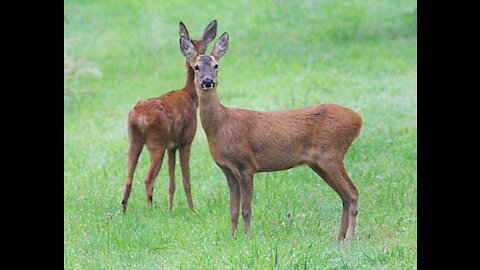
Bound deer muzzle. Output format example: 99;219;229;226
201;78;215;90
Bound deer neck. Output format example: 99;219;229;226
182;60;198;105
196;87;225;136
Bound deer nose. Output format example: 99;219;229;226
201;78;215;89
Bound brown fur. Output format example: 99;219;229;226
181;32;363;242
121;20;217;212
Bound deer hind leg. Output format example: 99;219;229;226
121;125;144;212
310;160;358;243
144;134;167;208
167;148;177;210
340;167;359;243
179;144;194;210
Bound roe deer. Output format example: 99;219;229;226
179;32;363;242
121;20;217;212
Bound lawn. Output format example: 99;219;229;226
64;0;417;268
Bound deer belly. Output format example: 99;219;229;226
254;146;306;172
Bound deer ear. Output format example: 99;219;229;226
202;19;217;44
179;36;196;61
179;21;190;40
212;32;229;59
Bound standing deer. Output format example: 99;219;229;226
179;32;363;242
121;20;217;212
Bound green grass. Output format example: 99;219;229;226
64;0;417;268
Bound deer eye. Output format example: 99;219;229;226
194;65;199;71
214;64;219;69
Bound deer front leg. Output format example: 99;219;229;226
221;168;240;236
239;172;254;235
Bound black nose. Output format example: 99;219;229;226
201;78;214;89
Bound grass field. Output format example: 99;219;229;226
64;0;417;268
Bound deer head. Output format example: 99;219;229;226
180;32;229;90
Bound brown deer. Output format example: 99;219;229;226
121;20;217;212
179;32;363;242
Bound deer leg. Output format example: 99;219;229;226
121;126;144;212
238;171;254;235
167;148;177;210
310;162;358;242
221;168;241;236
144;144;166;208
179;144;194;210
340;166;359;242
309;163;349;240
